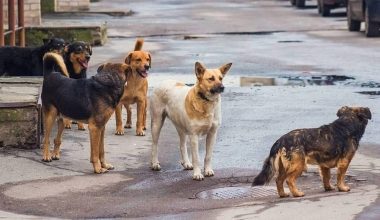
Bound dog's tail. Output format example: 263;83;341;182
252;141;282;186
134;38;144;51
43;52;69;78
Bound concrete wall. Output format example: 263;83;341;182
2;0;41;26
55;0;90;11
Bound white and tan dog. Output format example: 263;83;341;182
150;62;232;180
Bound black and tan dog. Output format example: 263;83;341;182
252;106;371;197
0;37;65;76
41;52;130;173
62;41;93;130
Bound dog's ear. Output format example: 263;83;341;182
219;63;232;76
358;107;372;120
87;44;93;56
195;62;206;79
64;45;69;54
125;52;133;64
337;106;349;117
97;64;105;73
123;64;132;75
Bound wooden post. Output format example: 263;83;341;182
18;0;24;47
0;0;4;46
8;0;15;46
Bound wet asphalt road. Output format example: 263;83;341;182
1;0;380;219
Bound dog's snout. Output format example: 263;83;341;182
219;84;225;93
144;64;150;70
85;53;91;60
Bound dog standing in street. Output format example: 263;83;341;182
252;106;371;197
41;52;130;173
111;38;151;136
150;62;232;180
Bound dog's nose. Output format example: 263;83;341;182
219;85;225;93
144;64;150;70
85;54;91;60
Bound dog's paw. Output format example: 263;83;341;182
324;185;335;191
136;130;145;136
102;163;114;170
115;129;125;135
338;185;350;192
51;153;60;160
279;193;290;198
180;161;193;170
124;123;132;129
94;168;109;174
192;173;204;181
204;169;214;177
78;124;86;131
64;124;72;129
151;162;161;171
42;156;52;162
292;191;305;197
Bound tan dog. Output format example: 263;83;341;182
112;38;151;136
150;62;232;180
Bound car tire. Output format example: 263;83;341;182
347;5;361;31
295;0;305;8
290;0;296;6
365;7;380;37
321;4;331;17
317;0;322;14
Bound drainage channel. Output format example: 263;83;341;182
196;186;278;200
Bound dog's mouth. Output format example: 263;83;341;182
77;58;89;69
210;85;225;94
137;69;148;78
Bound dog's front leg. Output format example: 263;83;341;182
136;100;145;136
337;155;354;192
52;117;64;160
190;135;203;180
89;123;107;174
115;103;124;135
204;127;217;177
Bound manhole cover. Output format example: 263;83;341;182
196;186;277;200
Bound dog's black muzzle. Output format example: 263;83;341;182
210;84;225;94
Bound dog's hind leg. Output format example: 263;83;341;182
177;130;192;170
77;122;86;130
88;123;107;174
143;97;148;130
204;127;217;177
115;103;125;135
52;117;64;160
285;152;305;197
99;126;114;170
63;118;72;129
42;107;58;162
320;166;334;191
150;105;166;171
125;104;132;129
190;135;204;181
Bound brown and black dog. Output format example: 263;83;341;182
41;52;130;173
252;106;371;197
112;38;151;136
62;41;93;130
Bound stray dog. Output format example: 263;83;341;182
111;38;150;136
0;38;65;76
150;62;232;180
41;52;130;173
62;41;93;130
252;106;371;197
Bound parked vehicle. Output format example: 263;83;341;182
347;0;380;37
317;0;347;16
290;0;306;8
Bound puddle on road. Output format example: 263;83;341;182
356;91;380;96
196;186;278;200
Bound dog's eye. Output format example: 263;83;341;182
136;58;142;62
208;76;215;81
219;76;223;81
